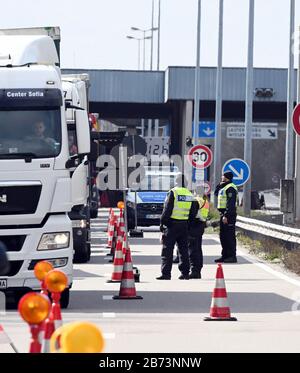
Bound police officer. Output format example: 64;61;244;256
214;171;238;263
157;174;198;280
188;188;209;279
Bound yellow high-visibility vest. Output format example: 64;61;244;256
196;197;210;221
170;187;194;221
217;183;238;209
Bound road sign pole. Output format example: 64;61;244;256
213;0;224;206
243;0;255;217
193;0;202;147
295;26;300;221
284;0;296;225
286;0;295;180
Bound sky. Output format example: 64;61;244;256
0;0;300;70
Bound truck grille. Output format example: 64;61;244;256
138;203;164;215
0;185;42;215
5;261;24;277
0;236;26;252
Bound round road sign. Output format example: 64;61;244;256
292;104;300;136
222;158;250;187
188;145;213;170
195;181;211;195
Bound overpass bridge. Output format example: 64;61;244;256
63;66;296;191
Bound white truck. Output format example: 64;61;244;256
0;27;91;307
62;74;92;263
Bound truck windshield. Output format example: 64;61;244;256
0;109;61;159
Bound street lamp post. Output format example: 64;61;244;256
130;26;158;138
243;0;255;217
193;0;202;148
131;26;158;70
157;0;161;70
126;36;142;70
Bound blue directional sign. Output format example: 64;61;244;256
193;122;216;139
222;158;251;187
199;122;216;138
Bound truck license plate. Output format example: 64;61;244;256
0;279;7;289
146;214;160;219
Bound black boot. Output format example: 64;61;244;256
156;275;171;280
223;257;238;264
214;257;225;263
189;272;201;279
178;274;189;280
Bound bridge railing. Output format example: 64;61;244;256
236;216;300;245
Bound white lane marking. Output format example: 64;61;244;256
104;264;112;267
103;333;116;340
239;249;300;288
104;273;112;277
102;313;116;318
102;295;114;300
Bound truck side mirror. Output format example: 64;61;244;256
75;109;91;155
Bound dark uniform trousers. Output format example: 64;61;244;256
219;215;237;259
161;222;190;278
188;221;205;274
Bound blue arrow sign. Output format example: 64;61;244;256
199;122;216;138
192;122;216;138
222;158;251;187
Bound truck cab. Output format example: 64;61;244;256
0;30;91;307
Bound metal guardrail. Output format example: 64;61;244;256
236;216;300;245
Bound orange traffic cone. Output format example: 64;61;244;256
113;244;143;300
204;264;237;321
107;236;124;283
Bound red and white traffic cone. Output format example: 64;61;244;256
113;209;125;257
113;244;143;300
107;237;124;283
41;318;55;353
107;214;116;249
107;208;113;232
0;324;18;352
118;209;125;238
204;264;237;321
29;325;42;353
122;234;127;260
108;216;120;262
50;293;63;330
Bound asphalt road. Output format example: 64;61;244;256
1;209;300;353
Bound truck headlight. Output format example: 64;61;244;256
28;258;68;270
37;232;70;251
72;220;87;229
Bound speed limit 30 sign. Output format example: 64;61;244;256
188;145;213;169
